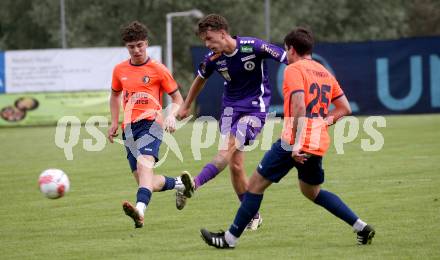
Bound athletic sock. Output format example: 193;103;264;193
173;176;184;190
225;230;238;246
136;187;152;216
229;192;264;238
237;193;260;219
159;176;176;191
314;189;358;226
194;163;220;189
353;218;367;232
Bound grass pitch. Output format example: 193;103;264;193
0;114;439;259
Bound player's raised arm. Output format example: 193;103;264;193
255;39;287;64
177;75;207;120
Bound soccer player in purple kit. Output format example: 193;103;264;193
176;14;287;230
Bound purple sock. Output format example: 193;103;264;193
194;163;220;189
237;193;260;219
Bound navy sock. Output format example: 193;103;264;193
160;176;175;192
314;189;358;226
136;187;152;206
237;193;260;219
229;192;263;238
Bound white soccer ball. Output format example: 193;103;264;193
38;169;70;199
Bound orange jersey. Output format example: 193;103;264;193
281;59;344;156
111;58;178;128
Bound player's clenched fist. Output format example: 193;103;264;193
164;115;177;133
107;123;119;143
177;107;191;120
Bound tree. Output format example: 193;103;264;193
0;0;438;93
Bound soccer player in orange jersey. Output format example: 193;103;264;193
107;21;194;228
200;27;375;248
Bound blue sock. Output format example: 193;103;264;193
237;193;260;219
160;176;175;192
229;192;263;238
136;187;152;205
314;189;358;226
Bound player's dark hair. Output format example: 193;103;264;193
283;27;314;55
120;21;148;43
196;14;229;35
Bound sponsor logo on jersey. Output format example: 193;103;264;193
240;40;255;44
240;45;253;53
244;61;255;71
216;60;227;66
241;54;256;62
261;44;280;58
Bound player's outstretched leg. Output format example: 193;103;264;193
311;188;375;245
356;224;375;245
122;201;144;228
175;171;195;210
200;229;235;249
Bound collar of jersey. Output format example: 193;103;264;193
129;57;150;66
223;36;239;57
223;48;238;57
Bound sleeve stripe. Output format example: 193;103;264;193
290;89;304;96
280;51;287;62
197;70;206;79
111;88;122;92
331;94;344;102
168;88;179;95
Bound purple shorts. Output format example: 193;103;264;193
219;107;267;146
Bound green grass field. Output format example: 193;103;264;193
1;114;439;259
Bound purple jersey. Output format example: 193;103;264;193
198;36;287;112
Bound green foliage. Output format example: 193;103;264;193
0;0;438;91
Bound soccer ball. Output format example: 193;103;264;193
38;169;70;199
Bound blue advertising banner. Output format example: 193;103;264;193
0;51;5;94
191;36;440;117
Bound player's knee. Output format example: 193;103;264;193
301;189;316;201
299;183;320;201
229;160;243;174
137;155;155;169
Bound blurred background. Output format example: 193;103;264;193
1;2;440;258
0;0;439;125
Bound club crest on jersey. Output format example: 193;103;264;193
244;61;255;71
240;45;253;53
142;76;150;84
